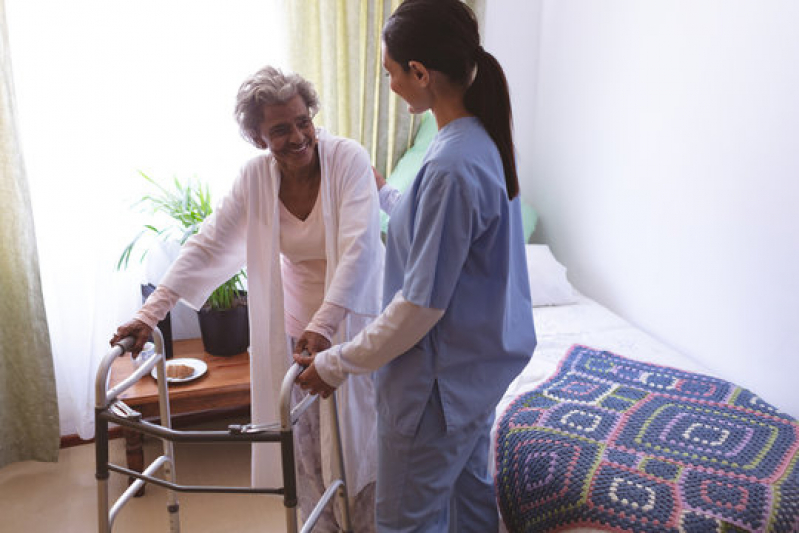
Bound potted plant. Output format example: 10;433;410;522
118;172;249;356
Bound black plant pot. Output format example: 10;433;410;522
197;298;249;356
141;283;173;359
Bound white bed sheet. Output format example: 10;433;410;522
496;292;712;422
493;292;714;533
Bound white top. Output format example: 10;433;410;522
136;187;345;342
157;129;384;493
279;189;325;338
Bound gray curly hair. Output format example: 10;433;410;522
234;66;320;149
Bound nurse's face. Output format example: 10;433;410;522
258;94;318;174
382;41;430;115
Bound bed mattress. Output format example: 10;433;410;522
492;294;799;533
493;294;705;533
496;293;712;429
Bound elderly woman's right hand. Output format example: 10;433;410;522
372;166;387;191
110;319;153;356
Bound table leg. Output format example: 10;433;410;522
123;427;146;497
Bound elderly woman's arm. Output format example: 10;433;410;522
292;302;348;357
158;170;248;311
305;302;347;342
112;171;248;353
110;284;180;354
373;166;402;216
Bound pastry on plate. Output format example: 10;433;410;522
167;363;194;380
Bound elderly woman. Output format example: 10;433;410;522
111;66;383;531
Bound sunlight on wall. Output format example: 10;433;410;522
6;0;289;437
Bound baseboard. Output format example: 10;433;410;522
60;427;124;448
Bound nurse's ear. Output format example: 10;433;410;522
408;61;430;87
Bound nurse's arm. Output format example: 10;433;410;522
310;291;443;388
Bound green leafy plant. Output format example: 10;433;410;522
117;171;246;311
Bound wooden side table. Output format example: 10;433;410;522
108;338;251;490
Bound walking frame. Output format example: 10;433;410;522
95;329;353;532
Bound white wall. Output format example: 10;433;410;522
486;1;799;417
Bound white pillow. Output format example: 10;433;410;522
525;244;577;306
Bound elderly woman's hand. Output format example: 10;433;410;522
110;319;153;356
372;166;387;191
294;330;331;357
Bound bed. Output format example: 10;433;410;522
492;245;799;533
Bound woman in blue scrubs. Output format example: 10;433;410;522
296;0;537;530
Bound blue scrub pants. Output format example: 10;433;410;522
376;383;498;532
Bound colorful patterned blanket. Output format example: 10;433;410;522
495;345;799;532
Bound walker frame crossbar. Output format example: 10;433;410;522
94;329;352;532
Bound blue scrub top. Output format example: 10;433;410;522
377;117;536;436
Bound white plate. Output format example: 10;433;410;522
151;358;208;384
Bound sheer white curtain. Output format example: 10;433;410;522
6;0;288;438
1;0;59;467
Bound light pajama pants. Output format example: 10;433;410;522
375;382;498;533
292;382;376;532
288;337;376;532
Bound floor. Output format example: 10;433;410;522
0;419;288;533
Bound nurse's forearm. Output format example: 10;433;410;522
314;292;443;387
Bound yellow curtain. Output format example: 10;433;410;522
0;0;59;467
285;0;485;177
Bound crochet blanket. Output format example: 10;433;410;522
495;345;799;532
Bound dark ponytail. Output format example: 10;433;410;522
466;48;518;199
383;0;520;200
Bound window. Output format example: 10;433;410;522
6;0;289;437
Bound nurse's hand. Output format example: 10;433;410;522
293;330;331;357
294;357;336;399
110;319;152;356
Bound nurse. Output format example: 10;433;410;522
295;0;537;531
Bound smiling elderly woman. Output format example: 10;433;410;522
111;66;383;531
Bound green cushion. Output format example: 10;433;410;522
520;199;538;243
380;111;537;242
381;111;437;232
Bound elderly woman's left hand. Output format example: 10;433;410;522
293;330;335;397
294;330;331;357
293;353;336;398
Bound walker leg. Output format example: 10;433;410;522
155;349;181;533
285;507;299;533
163;450;181;533
327;395;352;532
95;410;111;533
282;427;299;533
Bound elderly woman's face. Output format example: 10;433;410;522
259;94;317;174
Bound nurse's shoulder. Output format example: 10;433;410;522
414;156;480;207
